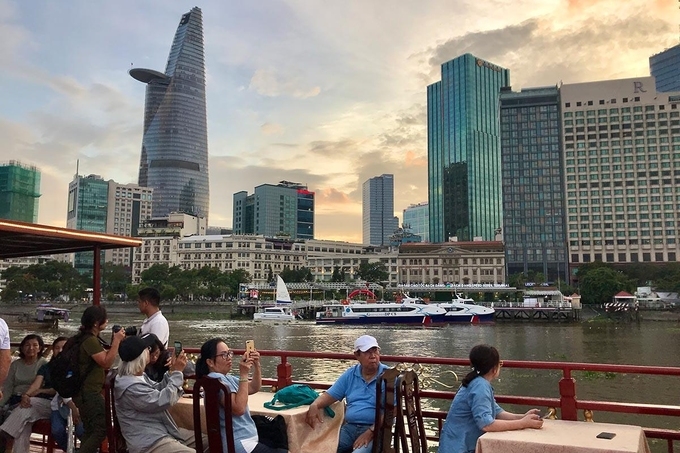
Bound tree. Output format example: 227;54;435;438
579;267;635;305
355;260;389;283
331;266;346;282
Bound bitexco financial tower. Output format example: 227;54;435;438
130;7;209;220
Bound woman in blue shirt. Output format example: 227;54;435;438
438;344;543;453
195;338;287;453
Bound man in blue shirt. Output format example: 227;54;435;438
305;335;388;453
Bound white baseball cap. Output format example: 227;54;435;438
354;335;380;352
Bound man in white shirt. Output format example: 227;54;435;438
0;318;10;401
137;288;169;347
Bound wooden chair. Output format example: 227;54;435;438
30;418;56;453
193;376;235;453
104;371;128;453
371;367;401;453
395;370;427;453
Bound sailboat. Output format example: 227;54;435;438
253;275;296;321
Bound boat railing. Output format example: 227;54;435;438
178;347;680;451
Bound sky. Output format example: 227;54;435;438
1;0;677;243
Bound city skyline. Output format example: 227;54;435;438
0;0;677;243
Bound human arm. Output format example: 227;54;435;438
230;353;254;416
482;411;542;431
90;329;125;369
247;351;261;394
0;360;17;406
0;320;12;401
117;368;185;414
19;374;46;408
468;383;542;432
304;392;339;428
65;399;81;425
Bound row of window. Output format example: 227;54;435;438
571;251;677;263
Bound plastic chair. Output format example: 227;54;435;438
395;370;427;453
371;367;401;453
193;376;235;453
104;371;128;453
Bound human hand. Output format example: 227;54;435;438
19;394;31;408
305;404;324;428
521;412;543;429
248;350;261;366
524;408;541;417
113;329;126;343
238;352;254;374
171;351;187;373
352;427;374;450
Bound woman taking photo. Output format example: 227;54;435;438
195;338;286;453
438;344;543;453
73;305;125;453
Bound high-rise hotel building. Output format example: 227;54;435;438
561;76;680;273
500;87;568;281
363;174;398;246
650;44;680;93
427;54;509;243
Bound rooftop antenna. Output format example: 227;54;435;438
75;159;79;178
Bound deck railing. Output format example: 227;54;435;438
180;347;680;452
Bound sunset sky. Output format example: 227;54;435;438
0;0;677;242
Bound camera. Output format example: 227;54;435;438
112;325;138;336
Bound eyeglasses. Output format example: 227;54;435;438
216;351;234;360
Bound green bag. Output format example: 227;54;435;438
263;384;335;418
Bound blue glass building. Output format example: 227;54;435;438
403;202;429;242
650;44;680;92
500;86;567;281
131;7;209;220
427;54;510;243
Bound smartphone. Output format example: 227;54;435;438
596;432;616;440
245;340;255;353
174;341;182;357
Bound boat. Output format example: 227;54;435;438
254;276;296;321
17;304;71;328
315;300;446;325
401;293;495;323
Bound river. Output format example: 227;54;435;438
5;311;680;452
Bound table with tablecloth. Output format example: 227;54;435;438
476;419;651;453
169;391;345;453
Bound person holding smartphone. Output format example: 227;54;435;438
195;338;286;453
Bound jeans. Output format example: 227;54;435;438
338;423;373;453
51;405;85;451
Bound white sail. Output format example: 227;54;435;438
276;275;292;304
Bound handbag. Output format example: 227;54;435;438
263;384;335;417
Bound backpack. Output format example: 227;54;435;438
50;333;94;398
263;384;335;417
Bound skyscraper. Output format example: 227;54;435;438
233;181;315;239
427;54;510;243
403;202;429;243
0;161;40;223
362;174;398;246
499;86;567;281
650;44;680;92
131;7;209;221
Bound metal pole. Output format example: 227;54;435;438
93;245;101;306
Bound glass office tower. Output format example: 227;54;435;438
362;174;398;246
403;202;429;242
428;54;510;243
0;161;40;223
500;86;568;281
650;44;680;92
67;175;109;275
131;7;209;220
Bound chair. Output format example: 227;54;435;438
30;418;56;453
104;371;128;453
395;370;427;453
193;376;235;453
371;367;401;453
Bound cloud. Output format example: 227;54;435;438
314;187;353;206
423;9;676;87
308;139;358;158
249;68;321;98
260;122;284;135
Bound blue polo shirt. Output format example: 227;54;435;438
438;377;504;453
326;363;389;425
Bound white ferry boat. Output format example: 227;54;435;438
315;301;446;326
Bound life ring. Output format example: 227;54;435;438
341;299;349;305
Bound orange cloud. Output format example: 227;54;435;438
404;150;427;167
315;187;353;205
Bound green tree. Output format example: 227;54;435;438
355;260;389;283
331;266;345;282
579;267;634;305
101;263;131;295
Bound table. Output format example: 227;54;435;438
476;419;651;453
169;391;345;453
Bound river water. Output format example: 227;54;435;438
7;313;680;452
